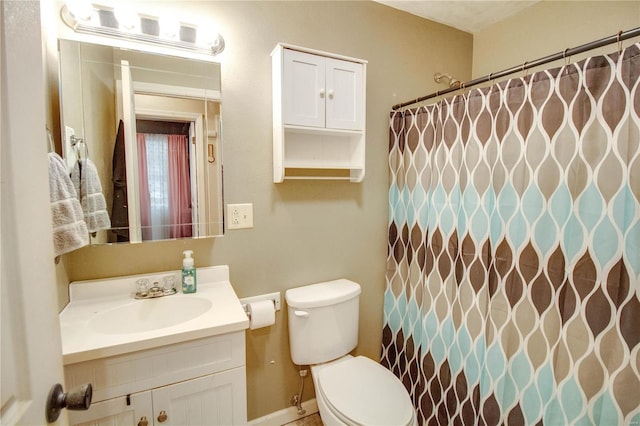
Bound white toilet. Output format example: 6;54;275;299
285;279;416;426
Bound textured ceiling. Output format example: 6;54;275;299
375;0;540;34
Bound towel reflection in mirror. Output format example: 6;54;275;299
71;154;111;235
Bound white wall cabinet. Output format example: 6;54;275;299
66;332;247;426
272;43;367;182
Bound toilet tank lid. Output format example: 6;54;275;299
285;279;361;309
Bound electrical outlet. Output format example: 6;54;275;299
227;203;254;229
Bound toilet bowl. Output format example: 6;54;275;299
311;355;416;426
285;279;416;426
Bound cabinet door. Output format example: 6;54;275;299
151;367;247;425
325;58;364;130
68;391;153;426
283;49;326;128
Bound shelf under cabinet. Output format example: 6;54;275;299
283;124;363;137
278;128;365;182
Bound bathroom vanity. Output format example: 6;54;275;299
59;266;249;426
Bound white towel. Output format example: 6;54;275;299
48;152;89;256
71;158;111;233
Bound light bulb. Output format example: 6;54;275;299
159;16;180;39
113;5;139;31
66;0;94;22
197;25;219;48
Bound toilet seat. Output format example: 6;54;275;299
317;356;414;426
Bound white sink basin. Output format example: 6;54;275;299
59;266;250;364
88;296;213;334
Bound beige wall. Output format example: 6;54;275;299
50;1;472;420
473;1;640;78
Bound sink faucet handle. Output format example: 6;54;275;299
162;275;176;291
135;279;149;297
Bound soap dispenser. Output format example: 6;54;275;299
181;250;197;293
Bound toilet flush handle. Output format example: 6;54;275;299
293;310;309;318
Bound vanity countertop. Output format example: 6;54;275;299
60;265;249;365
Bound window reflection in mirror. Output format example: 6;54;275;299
58;39;223;244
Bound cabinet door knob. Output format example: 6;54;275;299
138;416;149;426
319;88;325;98
157;410;168;423
328;89;334;99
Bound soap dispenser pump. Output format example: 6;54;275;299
181;250;197;293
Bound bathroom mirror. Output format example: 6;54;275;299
58;39;223;244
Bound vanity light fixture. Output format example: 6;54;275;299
61;1;225;56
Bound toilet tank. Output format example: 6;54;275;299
286;279;361;365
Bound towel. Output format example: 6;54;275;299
48;152;89;256
70;158;112;233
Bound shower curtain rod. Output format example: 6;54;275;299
392;26;640;111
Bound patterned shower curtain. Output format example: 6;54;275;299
382;43;640;425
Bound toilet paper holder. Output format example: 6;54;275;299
240;292;281;318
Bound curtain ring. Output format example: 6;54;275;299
617;30;623;54
522;61;528;78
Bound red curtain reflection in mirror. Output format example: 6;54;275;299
137;133;192;240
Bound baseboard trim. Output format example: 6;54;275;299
248;399;319;426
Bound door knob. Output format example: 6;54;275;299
157;410;168;422
46;383;92;422
138;416;149;426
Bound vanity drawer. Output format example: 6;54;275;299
64;331;245;403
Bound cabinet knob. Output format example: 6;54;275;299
328;89;334;99
319;88;325;98
138;416;149;426
157;410;168;423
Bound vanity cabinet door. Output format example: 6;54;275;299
68;391;153;426
151;367;247;425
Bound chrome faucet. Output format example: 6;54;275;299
134;276;177;299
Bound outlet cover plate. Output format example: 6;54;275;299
228;203;254;229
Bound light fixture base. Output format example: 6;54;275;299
60;3;225;56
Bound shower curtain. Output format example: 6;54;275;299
382;43;640;425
